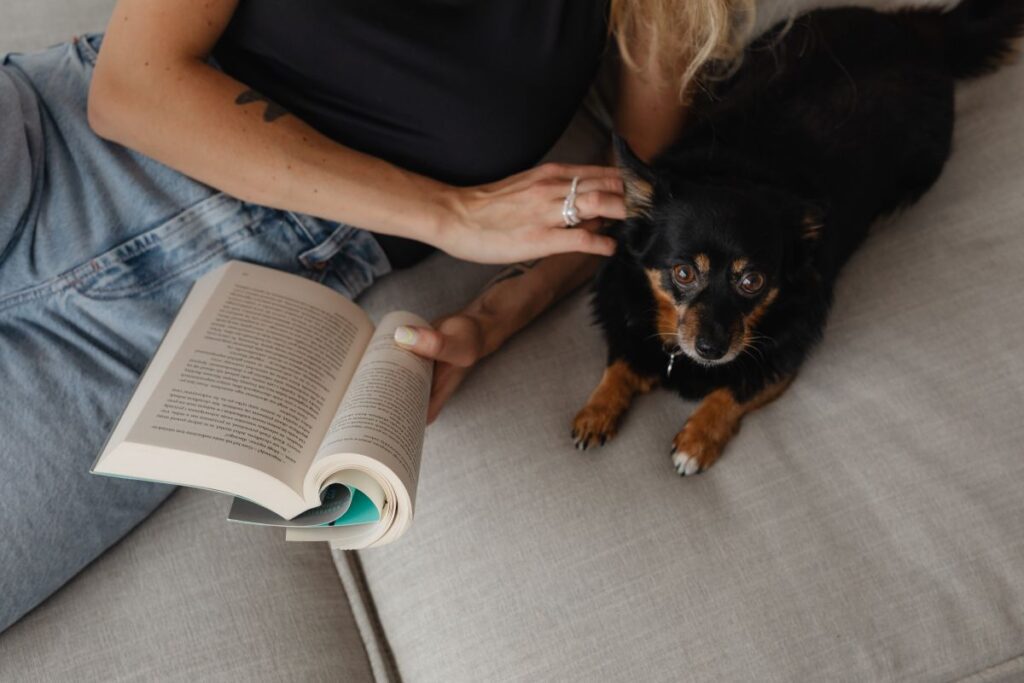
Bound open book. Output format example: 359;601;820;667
92;261;431;549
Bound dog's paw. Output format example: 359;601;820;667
571;404;620;451
670;424;725;477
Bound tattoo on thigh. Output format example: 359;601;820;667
235;89;289;123
486;259;541;288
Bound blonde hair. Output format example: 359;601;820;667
609;0;758;101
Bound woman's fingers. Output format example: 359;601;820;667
427;364;470;424
540;225;617;257
394;316;485;423
579;176;624;196
529;174;623;199
533;162;622;181
572;190;628;222
541;189;626;230
542;176;624;199
394;319;482;367
505;163;621;194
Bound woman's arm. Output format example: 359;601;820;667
88;0;620;263
613;58;690;164
401;53;692;419
396;251;603;421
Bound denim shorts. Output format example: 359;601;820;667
0;34;392;632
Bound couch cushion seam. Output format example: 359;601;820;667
953;650;1024;683
323;545;379;682
336;550;403;683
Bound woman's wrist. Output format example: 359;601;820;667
312;153;457;247
427;184;469;251
473;252;603;356
461;305;521;359
460;263;561;358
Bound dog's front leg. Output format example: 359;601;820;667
672;377;793;476
572;359;656;450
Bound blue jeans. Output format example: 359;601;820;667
0;35;392;632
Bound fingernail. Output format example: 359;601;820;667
394;326;419;346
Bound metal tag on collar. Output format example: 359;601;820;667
666;348;681;378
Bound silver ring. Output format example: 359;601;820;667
562;176;581;227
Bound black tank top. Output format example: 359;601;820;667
214;1;610;267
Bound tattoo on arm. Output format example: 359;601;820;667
485;259;541;289
234;89;289;122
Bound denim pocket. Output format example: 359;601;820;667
286;212;393;297
73;193;315;300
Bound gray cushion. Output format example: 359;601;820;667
4;0;116;53
0;489;375;682
348;50;1024;683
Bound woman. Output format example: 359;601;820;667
0;0;754;631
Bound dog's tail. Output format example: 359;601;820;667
932;0;1024;79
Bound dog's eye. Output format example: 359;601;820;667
738;272;765;295
672;264;697;287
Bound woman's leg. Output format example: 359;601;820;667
0;35;390;632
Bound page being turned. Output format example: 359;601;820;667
313;311;432;506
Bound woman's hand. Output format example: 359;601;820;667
394;316;487;423
436;162;625;263
395;252;604;423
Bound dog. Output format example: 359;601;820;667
572;0;1024;475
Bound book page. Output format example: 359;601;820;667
313;311;432;503
123;262;374;494
93;266;226;469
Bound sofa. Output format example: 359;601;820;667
2;2;1023;681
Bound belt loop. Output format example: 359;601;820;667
297;221;357;270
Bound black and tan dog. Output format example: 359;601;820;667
572;0;1024;475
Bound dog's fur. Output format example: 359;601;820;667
572;0;1024;475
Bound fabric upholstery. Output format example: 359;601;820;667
4;0;116;53
0;489;375;682
348;52;1024;683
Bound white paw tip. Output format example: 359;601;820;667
672;450;702;476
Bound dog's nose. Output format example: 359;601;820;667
695;335;727;360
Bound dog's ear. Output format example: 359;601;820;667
784;205;824;281
801;207;824;242
613;133;656;219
